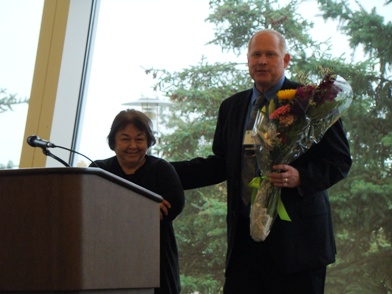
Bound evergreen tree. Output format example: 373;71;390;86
0;88;28;113
315;1;392;292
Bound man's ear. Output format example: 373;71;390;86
283;53;291;68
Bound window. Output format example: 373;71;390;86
74;0;238;165
0;0;44;168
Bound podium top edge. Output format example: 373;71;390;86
0;167;163;203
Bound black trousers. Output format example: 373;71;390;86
223;216;326;294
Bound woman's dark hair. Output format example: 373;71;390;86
107;109;156;150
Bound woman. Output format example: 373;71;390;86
91;109;184;294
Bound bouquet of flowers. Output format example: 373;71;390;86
249;70;353;241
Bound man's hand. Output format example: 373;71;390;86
269;164;300;188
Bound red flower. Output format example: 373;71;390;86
270;104;291;120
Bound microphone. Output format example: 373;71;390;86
26;134;98;167
27;135;56;148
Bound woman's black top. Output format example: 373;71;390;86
92;155;185;294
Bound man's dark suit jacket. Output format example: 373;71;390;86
172;77;352;274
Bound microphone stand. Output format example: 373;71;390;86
41;148;70;167
27;135;98;167
42;145;97;167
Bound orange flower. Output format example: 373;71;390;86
279;114;295;127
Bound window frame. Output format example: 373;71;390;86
20;0;99;168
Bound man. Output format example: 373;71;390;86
172;29;351;293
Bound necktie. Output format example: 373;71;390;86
241;95;265;207
247;95;266;130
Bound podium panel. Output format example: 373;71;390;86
0;168;162;293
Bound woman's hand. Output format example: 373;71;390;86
160;199;172;220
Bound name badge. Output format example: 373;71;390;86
243;130;255;146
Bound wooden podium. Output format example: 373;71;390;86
0;167;163;293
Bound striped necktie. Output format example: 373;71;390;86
241;95;266;207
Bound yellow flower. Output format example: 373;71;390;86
277;89;297;100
